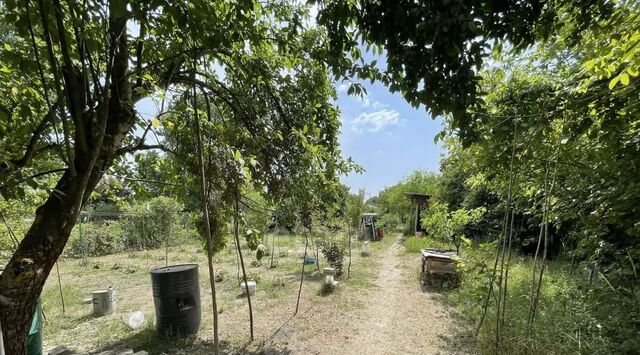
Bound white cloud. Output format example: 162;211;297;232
351;109;400;133
337;83;348;92
372;101;388;109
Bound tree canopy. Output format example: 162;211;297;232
316;0;612;142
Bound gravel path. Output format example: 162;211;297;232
261;236;466;355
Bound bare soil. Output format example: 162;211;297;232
256;236;467;355
42;236;467;354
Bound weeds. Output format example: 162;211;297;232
445;246;640;354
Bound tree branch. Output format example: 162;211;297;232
0;103;60;174
37;0;75;175
114;143;176;157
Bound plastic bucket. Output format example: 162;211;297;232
27;298;43;355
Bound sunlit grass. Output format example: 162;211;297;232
443;245;640;354
403;236;455;253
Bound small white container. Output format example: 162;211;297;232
361;242;371;256
92;287;116;316
240;280;257;296
324;275;335;285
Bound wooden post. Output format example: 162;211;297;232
414;203;419;235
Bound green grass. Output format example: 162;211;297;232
441;245;640;355
403;236;455;253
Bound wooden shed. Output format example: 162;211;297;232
404;192;430;236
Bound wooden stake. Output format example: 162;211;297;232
295;233;309;315
55;261;65;314
234;193;254;340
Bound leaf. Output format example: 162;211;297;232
628;68;639;77
609;76;619;90
151;118;160;128
582;59;596;71
620;73;630;86
3;43;11;51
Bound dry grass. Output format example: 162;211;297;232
41;234;383;354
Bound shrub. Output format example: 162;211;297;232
64;197;198;257
66;221;124;257
121;197;190;249
321;242;345;277
446;245;640;354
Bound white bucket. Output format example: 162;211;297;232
92;287;116;316
240;281;257;296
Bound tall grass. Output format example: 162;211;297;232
446;246;640;354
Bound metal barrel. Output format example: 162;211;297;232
150;264;201;336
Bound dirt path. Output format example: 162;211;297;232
261;236;465;354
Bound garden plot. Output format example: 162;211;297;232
40;235;385;354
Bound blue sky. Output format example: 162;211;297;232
334;81;444;196
327;36;445;195
135;64;445;198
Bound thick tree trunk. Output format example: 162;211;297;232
0;169;90;353
0;1;132;348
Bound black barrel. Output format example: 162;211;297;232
150;264;201;335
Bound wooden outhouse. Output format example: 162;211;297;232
404;192;430;236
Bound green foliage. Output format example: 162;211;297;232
449;246;640;354
0;188;49;262
376;170;439;232
345;189;366;230
121;197;188;250
321;242;345;277
421;201;485;254
66;221;124;257
64;197;197;257
194;204;228;256
316;0;611;142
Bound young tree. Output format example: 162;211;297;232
422;201;485;255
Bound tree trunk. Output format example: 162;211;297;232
0;1;132;349
0;170;89;353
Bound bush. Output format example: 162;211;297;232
64;197;198;257
66;221;124;257
121;197;191;249
321;242;345;277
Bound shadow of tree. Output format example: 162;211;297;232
90;318;296;355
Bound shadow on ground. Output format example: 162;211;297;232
90;315;298;355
